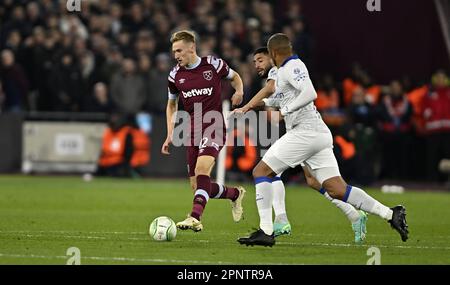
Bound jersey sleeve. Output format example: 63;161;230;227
207;55;232;79
267;66;277;82
285;61;311;92
167;67;179;99
279;61;317;116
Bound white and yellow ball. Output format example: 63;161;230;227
149;216;177;241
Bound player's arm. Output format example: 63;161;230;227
228;70;244;107
161;97;178;155
162;73;179;155
279;64;317;117
212;56;243;107
165;98;178;138
232;80;276;115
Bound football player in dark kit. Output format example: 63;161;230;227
161;30;246;232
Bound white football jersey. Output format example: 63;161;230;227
267;66;278;82
275;55;329;132
263;66;281;108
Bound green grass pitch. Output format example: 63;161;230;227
0;175;449;265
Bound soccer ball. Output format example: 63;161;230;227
149;216;177;241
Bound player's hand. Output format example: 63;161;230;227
229;105;250;117
161;136;172;155
231;91;244;107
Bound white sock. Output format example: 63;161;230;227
321;188;360;223
344;185;393;220
255;177;274;235
272;175;289;223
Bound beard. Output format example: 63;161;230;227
258;67;270;79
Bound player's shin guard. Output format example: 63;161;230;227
320;187;360;223
255;177;274;235
343;185;393;220
210;183;239;201
191;175;211;220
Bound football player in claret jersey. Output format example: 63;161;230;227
233;47;369;244
161;30;246;232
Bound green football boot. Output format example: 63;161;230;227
273;222;292;237
352;210;368;244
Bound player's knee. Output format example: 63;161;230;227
252;164;275;179
252;166;265;179
194;164;210;176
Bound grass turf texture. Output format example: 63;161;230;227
0;175;449;265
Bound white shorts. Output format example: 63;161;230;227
262;129;340;184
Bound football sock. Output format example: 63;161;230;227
272;175;289;224
255;177;274;235
320;188;360;223
344;185;393;220
274;213;288;224
210;183;239;201
191;175;211;220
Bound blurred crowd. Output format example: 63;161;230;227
0;0;311;115
315;68;450;185
0;0;449;184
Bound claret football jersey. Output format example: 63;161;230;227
167;56;234;143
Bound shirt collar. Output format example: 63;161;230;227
280;54;299;67
185;56;201;69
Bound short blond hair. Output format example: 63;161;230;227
170;30;196;44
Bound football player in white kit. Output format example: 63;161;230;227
233;47;368;243
237;34;408;247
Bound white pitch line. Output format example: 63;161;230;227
0;253;234;264
277;241;450;250
0;253;291;265
3;233;109;240
4;230;449;241
0;230;144;235
2;231;450;251
0;232;215;243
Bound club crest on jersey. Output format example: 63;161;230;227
203;70;213;81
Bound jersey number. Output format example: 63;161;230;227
200;137;208;149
